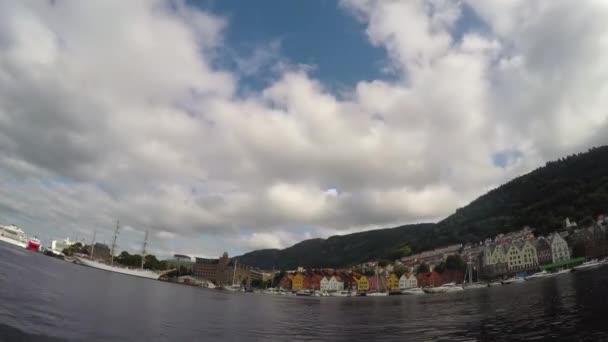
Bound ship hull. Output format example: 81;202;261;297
0;235;27;249
75;257;160;280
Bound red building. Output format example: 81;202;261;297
417;272;442;287
279;275;292;290
417;270;465;287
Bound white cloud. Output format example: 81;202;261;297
0;0;607;256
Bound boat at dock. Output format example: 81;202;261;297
554;268;572;276
329;290;351;297
222;284;243;292
423;282;464;294
401;287;425;295
295;290;313;296
463;283;487;290
573;259;604;271
501;276;525;285
26;238;41;252
525;270;554;280
462;260;486;289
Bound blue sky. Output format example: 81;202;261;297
191;0;392;92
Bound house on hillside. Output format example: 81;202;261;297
328;276;344;291
417;272;442;288
292;273;305;290
506;241;538;272
480;246;508;279
548;232;570;263
440;270;465;284
387;274;399;290
536;237;552;265
308;274;322;290
320;276;330;292
279;275;292;290
368;276;378;292
399;273;418;289
355;276;369;292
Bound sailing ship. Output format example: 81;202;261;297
462;261;486;289
367;266;389;296
222;259;243;292
75;221;162;280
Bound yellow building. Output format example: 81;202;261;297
292;273;305;290
356;275;369;292
387;273;399;290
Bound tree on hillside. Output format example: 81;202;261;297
434;261;446;274
378;259;389;268
416;263;430;274
580;216;595;228
272;271;285;287
62;242;84;256
144;255;167;270
445;255;465;272
393;264;407;278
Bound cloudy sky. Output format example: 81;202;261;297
1;0;607;258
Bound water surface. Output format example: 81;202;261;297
1;243;608;341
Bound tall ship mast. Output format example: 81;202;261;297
89;230;97;259
74;222;163;280
110;220;120;266
141;230;148;270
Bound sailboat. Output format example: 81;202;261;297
222;259;243;292
367;266;389;296
75;221;162;280
462;261;486;290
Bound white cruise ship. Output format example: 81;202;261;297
0;224;29;248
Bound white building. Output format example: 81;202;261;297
321;276;344;292
548;233;570;263
506;240;538;272
399;273;418;289
328;276;344;291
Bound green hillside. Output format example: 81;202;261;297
237;146;608;270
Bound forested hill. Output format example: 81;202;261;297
237;146;608;270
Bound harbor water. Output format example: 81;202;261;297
1;243;608;341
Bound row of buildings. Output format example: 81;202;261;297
399;216;608;280
171;215;607;288
277;269;468;292
279;271;420;292
166;252;270;287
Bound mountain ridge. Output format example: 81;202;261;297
237;145;608;270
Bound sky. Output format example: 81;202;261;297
1;0;607;259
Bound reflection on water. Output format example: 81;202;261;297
1;243;608;341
